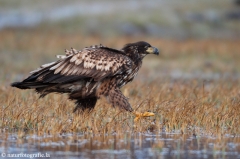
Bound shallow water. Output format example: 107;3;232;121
0;132;239;159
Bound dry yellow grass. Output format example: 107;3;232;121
0;29;240;137
1;78;239;136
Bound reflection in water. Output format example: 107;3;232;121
0;132;239;159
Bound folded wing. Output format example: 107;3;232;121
23;46;133;84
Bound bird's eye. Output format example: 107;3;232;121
145;45;151;49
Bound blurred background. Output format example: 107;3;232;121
1;0;240;84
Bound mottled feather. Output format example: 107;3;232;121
11;41;159;113
49;47;133;81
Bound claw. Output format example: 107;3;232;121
133;111;155;122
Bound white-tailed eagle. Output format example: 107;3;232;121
11;41;159;113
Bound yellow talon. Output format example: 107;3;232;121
133;111;155;122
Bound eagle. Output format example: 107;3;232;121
11;41;159;114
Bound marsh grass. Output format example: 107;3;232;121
0;29;240;138
1;78;239;137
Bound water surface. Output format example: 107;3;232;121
1;132;239;159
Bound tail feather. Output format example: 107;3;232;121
11;82;28;89
11;81;50;89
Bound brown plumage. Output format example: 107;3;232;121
11;41;159;113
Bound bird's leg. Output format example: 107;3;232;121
107;88;134;112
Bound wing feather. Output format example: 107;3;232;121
75;58;83;65
28;46;133;84
54;60;70;74
49;61;64;71
61;62;74;75
57;47;132;80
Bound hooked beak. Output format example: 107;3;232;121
146;46;159;55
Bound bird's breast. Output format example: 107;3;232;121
118;65;140;88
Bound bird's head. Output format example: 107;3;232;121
121;41;159;59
